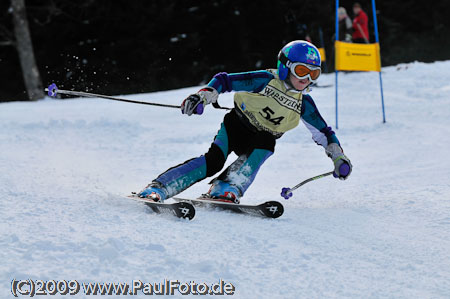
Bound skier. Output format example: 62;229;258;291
138;40;352;203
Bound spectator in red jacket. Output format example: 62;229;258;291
352;2;369;43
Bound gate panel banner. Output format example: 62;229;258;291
318;47;326;62
335;41;381;72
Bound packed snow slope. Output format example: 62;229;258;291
1;61;450;298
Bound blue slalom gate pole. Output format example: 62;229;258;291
378;72;386;123
335;0;339;129
335;71;339;129
371;0;386;123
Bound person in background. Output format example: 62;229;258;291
295;23;312;43
338;7;353;42
284;10;312;44
352;2;369;43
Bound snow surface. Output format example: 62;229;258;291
1;61;450;298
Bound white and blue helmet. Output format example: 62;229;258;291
277;40;322;81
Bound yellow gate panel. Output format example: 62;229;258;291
335;41;381;72
318;48;326;62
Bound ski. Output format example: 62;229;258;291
312;83;333;88
128;194;195;220
173;197;284;219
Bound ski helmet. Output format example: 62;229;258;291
277;40;322;81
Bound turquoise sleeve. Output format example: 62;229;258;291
301;95;340;147
207;70;274;93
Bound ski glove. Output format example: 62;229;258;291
181;87;219;116
325;143;352;180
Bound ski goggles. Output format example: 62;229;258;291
289;63;321;81
279;52;321;82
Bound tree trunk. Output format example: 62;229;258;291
11;0;44;100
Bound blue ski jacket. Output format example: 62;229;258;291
207;69;339;147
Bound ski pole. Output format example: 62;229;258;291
280;171;334;199
45;83;232;110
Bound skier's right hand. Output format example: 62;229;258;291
181;87;218;116
181;94;204;115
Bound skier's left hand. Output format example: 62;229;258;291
181;87;218;116
325;143;352;180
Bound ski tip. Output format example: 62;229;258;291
263;201;284;218
176;201;196;220
47;83;58;97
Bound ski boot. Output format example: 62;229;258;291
206;180;241;204
138;182;167;202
